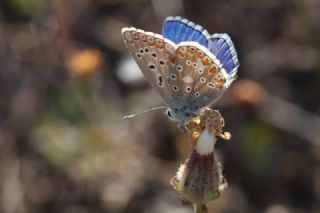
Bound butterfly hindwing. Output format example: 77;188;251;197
209;33;239;76
122;27;176;104
171;42;228;111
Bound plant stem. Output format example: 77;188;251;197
194;203;208;213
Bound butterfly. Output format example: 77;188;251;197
121;16;239;129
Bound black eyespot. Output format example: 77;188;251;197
208;83;214;88
152;53;157;58
172;85;179;91
167;110;172;117
160;60;165;65
157;75;163;86
149;64;155;69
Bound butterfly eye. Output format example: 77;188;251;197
167;110;172;117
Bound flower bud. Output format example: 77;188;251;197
170;150;227;205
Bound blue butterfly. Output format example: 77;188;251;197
122;16;239;128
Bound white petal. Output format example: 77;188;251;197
195;128;216;155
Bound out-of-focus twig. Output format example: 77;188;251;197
259;94;320;145
231;79;320;145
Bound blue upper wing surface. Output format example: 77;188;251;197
208;33;239;75
162;16;210;47
163;16;239;76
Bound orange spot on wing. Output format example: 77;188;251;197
178;51;186;57
208;64;218;74
156;39;165;49
202;57;211;65
147;37;155;45
170;55;176;63
197;50;204;58
188;47;196;54
157;43;164;48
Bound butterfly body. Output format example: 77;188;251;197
122;16;239;128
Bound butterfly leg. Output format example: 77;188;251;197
185;118;203;148
178;123;188;134
185;109;230;148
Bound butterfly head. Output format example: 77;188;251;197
166;106;201;126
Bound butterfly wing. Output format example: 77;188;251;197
169;42;230;112
162;16;211;47
208;33;239;77
122;27;178;105
122;22;239;123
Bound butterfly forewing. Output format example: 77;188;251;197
163;16;210;47
122;27;176;104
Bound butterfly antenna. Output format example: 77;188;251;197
122;106;167;120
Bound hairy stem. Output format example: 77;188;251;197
194;203;208;213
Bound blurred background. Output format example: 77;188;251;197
0;0;320;212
